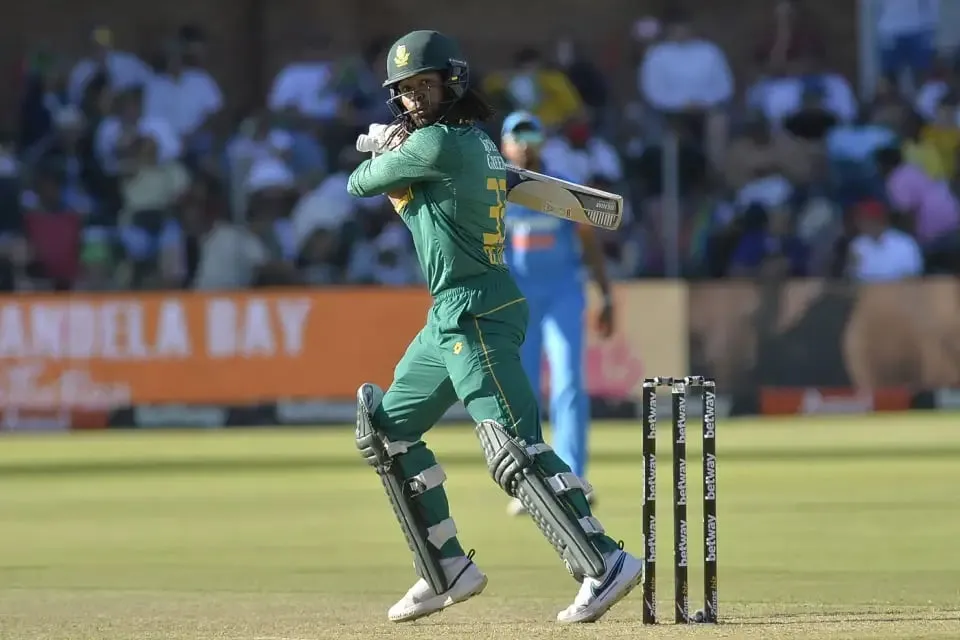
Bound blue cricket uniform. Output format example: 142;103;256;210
504;170;591;479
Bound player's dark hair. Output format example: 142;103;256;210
443;86;495;125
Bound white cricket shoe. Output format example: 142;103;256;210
556;546;644;623
507;488;596;516
388;552;487;622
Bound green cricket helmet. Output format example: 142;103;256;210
383;30;470;122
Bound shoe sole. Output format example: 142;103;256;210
556;562;644;624
388;574;488;623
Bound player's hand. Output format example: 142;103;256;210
357;123;406;155
596;296;615;339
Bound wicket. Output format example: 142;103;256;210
641;376;718;625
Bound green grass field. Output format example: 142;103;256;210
2;414;960;639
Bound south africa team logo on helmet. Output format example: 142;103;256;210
393;45;410;68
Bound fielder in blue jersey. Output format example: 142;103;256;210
500;111;616;516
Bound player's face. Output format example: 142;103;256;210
501;133;542;168
396;71;445;127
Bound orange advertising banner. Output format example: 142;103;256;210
0;283;687;409
0;289;431;408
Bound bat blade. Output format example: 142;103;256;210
505;165;623;231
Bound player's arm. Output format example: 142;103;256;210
347;128;448;197
577;224;615;338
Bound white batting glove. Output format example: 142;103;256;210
356;123;404;156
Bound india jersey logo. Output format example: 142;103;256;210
394;45;410;68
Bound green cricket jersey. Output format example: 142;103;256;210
347;124;511;296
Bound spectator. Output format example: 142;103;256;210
68;26;152;106
921;90;960;179
640;10;733;115
265;35;334;188
4;12;955;293
143;40;223;161
901;109;946;179
825;105;897;166
540;115;622;186
95;87;180;179
20;166;83;290
193;161;297;289
727;203;808;278
117;135;190;225
639;9;733;166
876;145;960;247
268;36;341;125
900;113;947;180
824;105;897;205
22;106;102;214
875;0;938;94
914;55;957;121
846;198;923;281
243;158;298;282
157;172;223;287
192;216;268;290
225;111;295;217
115;135;191;289
484;48;585;129
751;51;856;132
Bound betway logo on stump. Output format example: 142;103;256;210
703;453;717;501
704;514;718;562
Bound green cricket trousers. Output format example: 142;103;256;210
372;274;618;558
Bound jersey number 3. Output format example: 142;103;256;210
483;177;507;265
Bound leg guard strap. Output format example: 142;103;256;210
355;383;451;594
475;419;607;580
426;518;458;548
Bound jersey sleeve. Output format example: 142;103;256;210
347;127;451;197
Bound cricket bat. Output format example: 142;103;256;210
505;165;624;231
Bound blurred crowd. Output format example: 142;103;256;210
4;0;960;292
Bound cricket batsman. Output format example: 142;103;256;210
499;111;615;517
347;30;643;624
